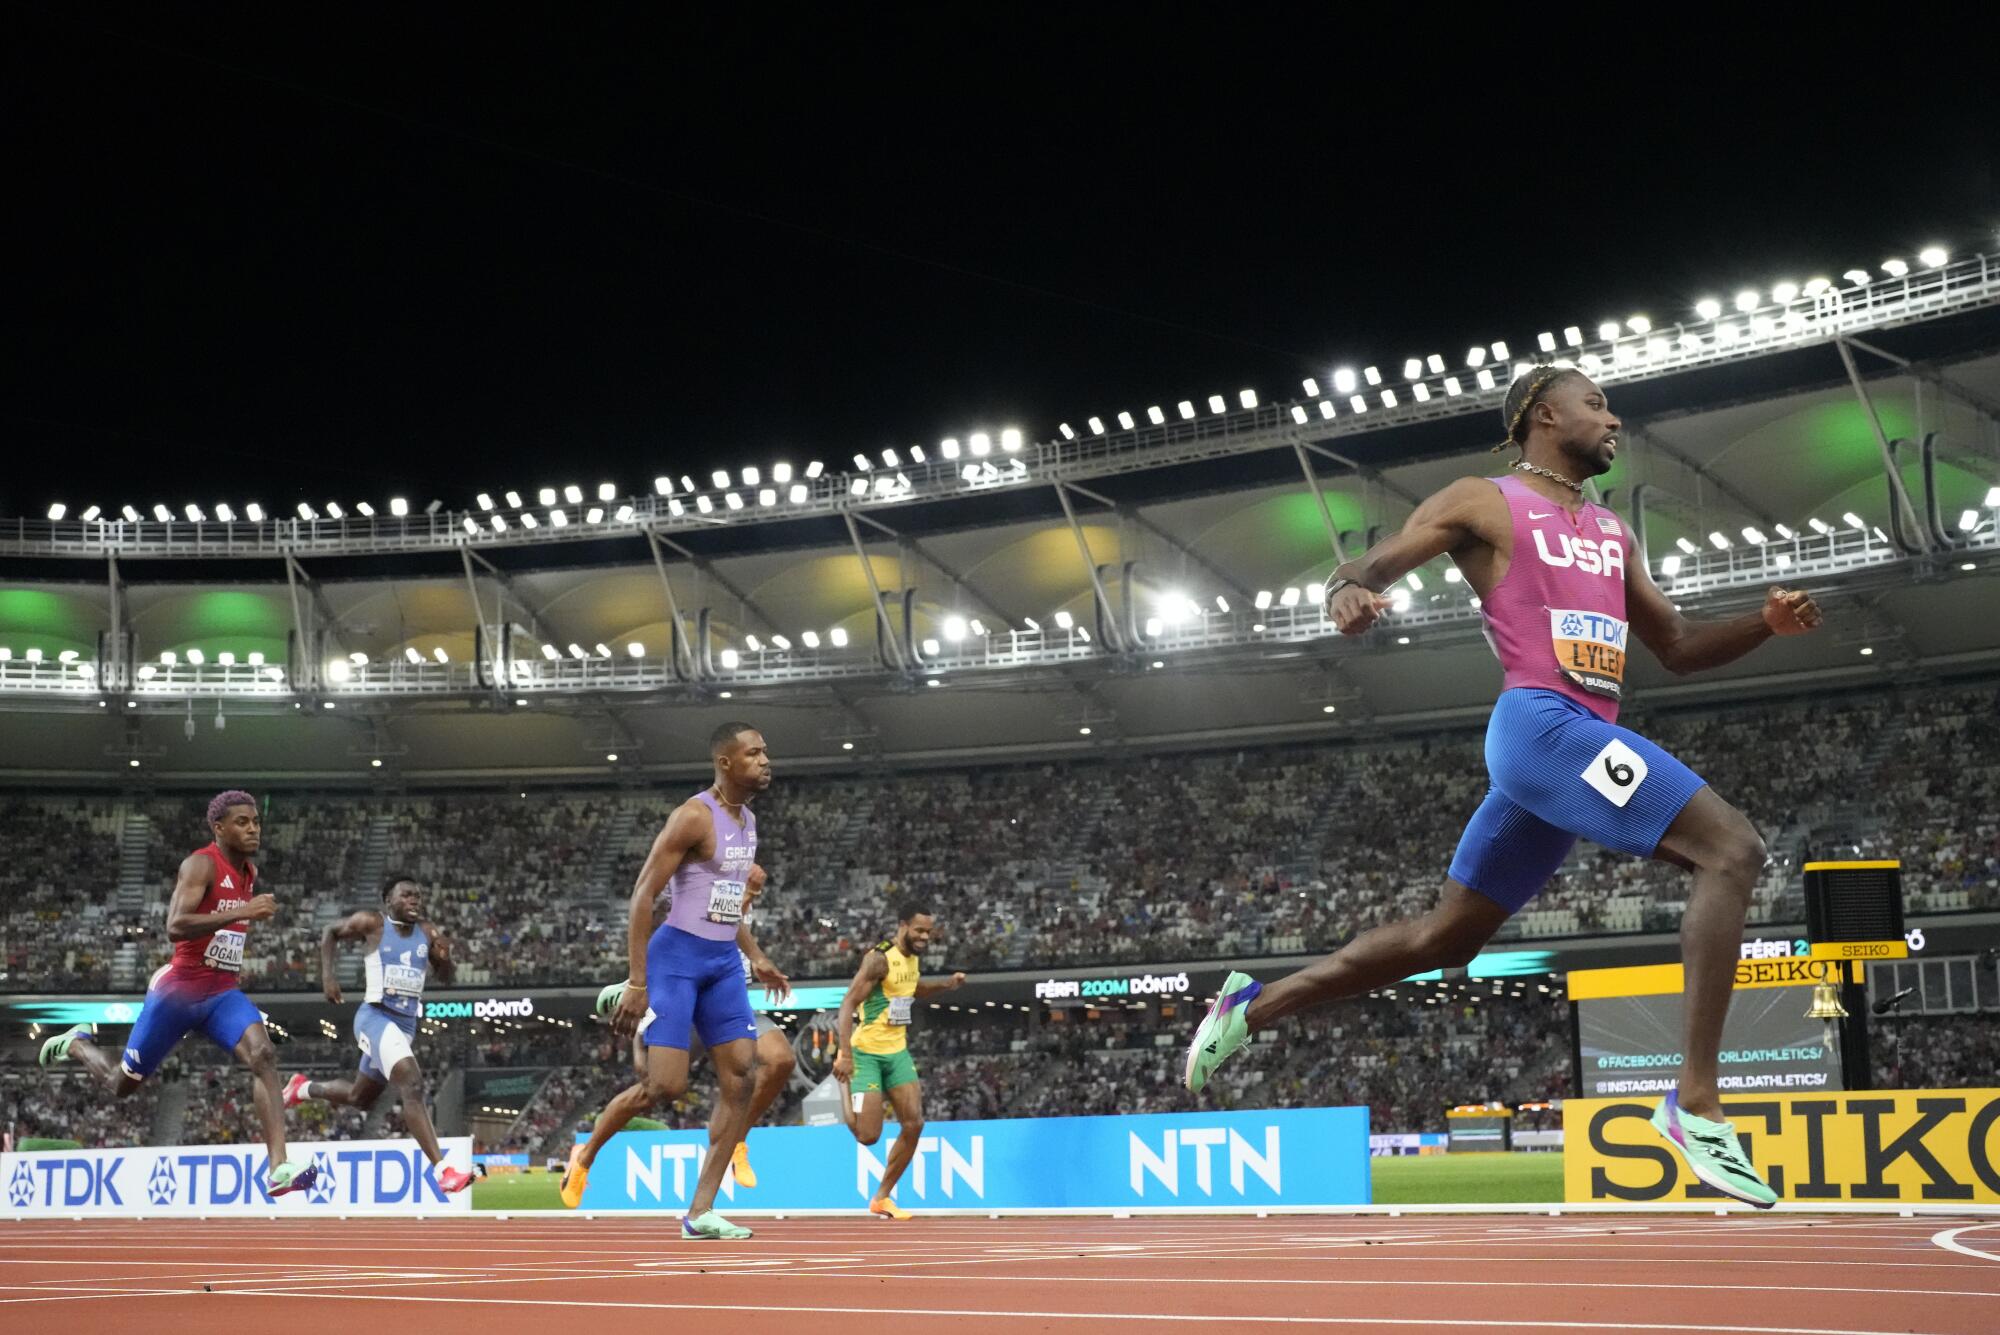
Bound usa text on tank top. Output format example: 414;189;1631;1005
1476;474;1633;722
165;843;256;994
365;918;431;1018
662;790;757;942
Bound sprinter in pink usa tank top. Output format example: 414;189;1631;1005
1186;366;1824;1208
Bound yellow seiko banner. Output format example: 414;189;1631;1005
1564;1089;2000;1204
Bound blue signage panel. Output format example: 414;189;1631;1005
577;1106;1369;1212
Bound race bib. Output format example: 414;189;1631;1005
204;929;246;973
1549;608;1628;701
383;964;425;997
705;878;746;924
886;995;914;1026
1582;738;1649;808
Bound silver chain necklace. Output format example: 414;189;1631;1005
1512;460;1584;494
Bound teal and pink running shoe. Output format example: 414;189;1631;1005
1650;1090;1778;1209
1183;970;1262;1094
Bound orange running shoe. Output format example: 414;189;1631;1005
730;1139;757;1189
869;1196;911;1220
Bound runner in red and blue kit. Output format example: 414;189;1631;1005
1184;366;1824;1209
39;789;319;1195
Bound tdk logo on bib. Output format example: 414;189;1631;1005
1532;528;1625;578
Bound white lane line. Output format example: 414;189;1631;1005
1930;1223;2000;1263
197;1289;1976;1333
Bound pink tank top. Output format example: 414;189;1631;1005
1477;474;1633;722
661;790;757;942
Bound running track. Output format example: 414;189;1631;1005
5;1214;2000;1333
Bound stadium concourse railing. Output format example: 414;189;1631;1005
0;509;1994;701
3;253;1999;563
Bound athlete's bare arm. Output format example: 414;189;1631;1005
608;800;711;1039
736;864;791;1001
914;971;967;998
318;909;384;1005
832;949;890;1080
1322;478;1510;634
424;923;457;985
1626;555;1823;674
164;855;276;941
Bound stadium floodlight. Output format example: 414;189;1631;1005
1086;417;1105;436
1443;566;1462;584
326;502;345;519
505;491;523;508
462;517;479;535
944;615;968;642
1143;617;1163;637
1743;527;1766;544
1918;246;1948;268
247;651;266;667
1843;512;1866;530
213;503;234;523
1058;423;1075;440
1842;268;1871;287
1178;400;1196;420
348;651;369;666
1427;354;1446;374
1301;377;1320;397
537;488;557;506
771;635;791;651
921;639;941;658
1489;341;1509;361
1677;333;1703;354
1734;290;1759;313
1534;334;1555;354
1771;282;1799;304
1773;523;1795;540
1214;595;1230;614
520;512;539;528
1440;376;1462;398
1333;368;1358;393
1985;486;2000;507
1347;394;1367;413
596;482;617;502
722;492;744;510
392;495;418;515
326;659;349;682
491;514;509;531
566;643;586;660
1463;347;1486;370
1253;590;1273;610
1694;298;1722;320
355;502;375;517
1279;587;1301;607
1406;571;1424;591
0;647;12;661
1553;327;1580;349
1380;389;1398;407
1475;369;1496;391
1306;582;1325;605
829;626;850;647
787;484;807;504
650;477;673;498
719;648;740;672
121;505;141;522
970;432;992;454
563;485;583;504
1363;366;1382;386
46;502;66;520
745;634;763;652
968;618;987;636
939;437;961;460
1001;428;1023;451
769;462;793;485
1053;610;1075;629
1390;589;1412;612
850;478;869;496
801;630;820;648
1802;277;1830;297
79;505;101;522
626;641;645;658
666;497;685;516
880;449;899;468
1146;405;1165;425
695;494;715;513
1019;616;1040;632
1291;405;1309;424
1708;531;1730;550
1675;539;1699;558
296;502;316;520
1234;389;1258;411
1597;321;1619;340
186;649;204;665
615;503;634;521
1881;258;1909;277
593;643;611;658
404;646;422;664
1807;516;1831;534
243;502;264;523
549;509;569;526
1318;399;1336;418
757;489;775;507
1959;509;1981;531
1111;411;1133;431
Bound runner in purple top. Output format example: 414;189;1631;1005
562;721;775;1239
1185;365;1824;1208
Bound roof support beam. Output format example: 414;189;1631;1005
851;512;1014;627
1062;483;1255;603
843;512;908;673
1843;336;2000;425
467;549;558;647
1835;337;1932;553
1624;426;1779;529
1052;482;1125;653
653;537;786;640
1299;441;1424;506
1292;442;1348;566
643;529;698;681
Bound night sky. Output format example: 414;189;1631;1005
5;9;1995;520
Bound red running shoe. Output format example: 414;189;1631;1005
437;1166;473;1195
282;1073;311;1109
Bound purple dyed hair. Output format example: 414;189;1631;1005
207;789;257;826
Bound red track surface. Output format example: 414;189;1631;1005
4;1214;2000;1333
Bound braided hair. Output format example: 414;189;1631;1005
1492;365;1581;453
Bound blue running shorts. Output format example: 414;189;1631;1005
121;981;263;1079
354;1002;420;1080
641;926;760;1051
1449;688;1708;914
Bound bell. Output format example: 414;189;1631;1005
1806;980;1848;1022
